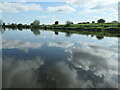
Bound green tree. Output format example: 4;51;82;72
2;23;5;27
92;21;95;23
65;21;73;26
55;21;59;25
112;21;118;23
11;23;17;28
17;23;23;28
32;20;40;27
97;19;105;23
66;21;73;24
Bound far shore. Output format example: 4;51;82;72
1;22;120;37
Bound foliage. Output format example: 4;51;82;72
31;20;40;28
92;21;95;23
97;19;105;23
65;21;74;26
55;21;59;25
111;21;119;23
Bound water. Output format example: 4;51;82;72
1;28;119;88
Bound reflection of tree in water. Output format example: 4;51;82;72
91;35;94;37
0;27;5;34
35;60;104;88
54;31;59;35
96;35;104;40
65;32;72;37
31;28;40;36
18;27;23;31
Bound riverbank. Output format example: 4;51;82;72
3;23;120;37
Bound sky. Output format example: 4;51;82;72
0;0;119;25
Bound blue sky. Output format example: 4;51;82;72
0;0;119;25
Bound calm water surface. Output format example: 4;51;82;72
1;28;119;88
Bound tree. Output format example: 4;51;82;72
92;21;95;23
17;23;23;28
65;21;73;26
32;20;40;27
11;23;17;28
86;22;90;24
97;19;105;23
112;21;118;23
55;21;59;25
2;23;5;27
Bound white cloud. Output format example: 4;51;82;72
66;0;119;13
3;39;43;52
48;5;75;13
48;41;74;48
0;2;42;13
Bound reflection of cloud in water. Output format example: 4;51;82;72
68;40;118;88
3;57;43;88
48;41;74;48
3;56;111;88
3;57;94;88
2;36;118;88
2;39;43;52
35;62;94;88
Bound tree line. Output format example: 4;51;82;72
2;18;119;29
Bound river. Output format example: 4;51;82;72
1;28;119;88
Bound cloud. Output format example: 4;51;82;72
0;2;42;13
47;5;75;13
2;39;43;52
66;0;118;14
48;41;74;48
